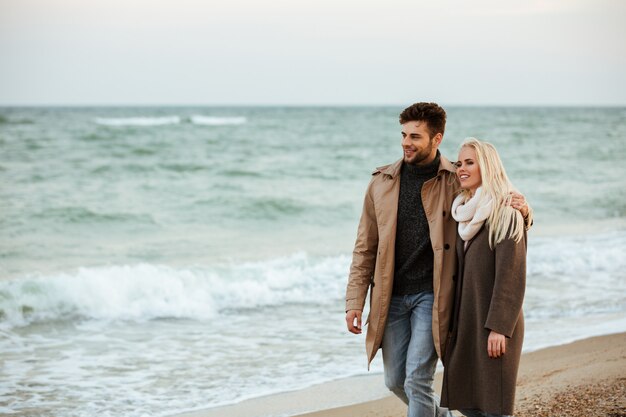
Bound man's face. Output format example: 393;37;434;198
401;121;442;165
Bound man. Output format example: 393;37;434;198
345;102;529;417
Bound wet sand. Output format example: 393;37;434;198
173;332;626;417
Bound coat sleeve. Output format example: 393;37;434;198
345;179;379;312
484;230;527;338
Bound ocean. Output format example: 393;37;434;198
1;106;625;417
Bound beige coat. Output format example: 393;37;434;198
440;225;526;415
345;156;459;365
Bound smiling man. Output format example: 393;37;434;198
345;102;529;417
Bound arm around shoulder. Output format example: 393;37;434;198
510;190;533;230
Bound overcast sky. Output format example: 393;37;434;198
1;0;624;106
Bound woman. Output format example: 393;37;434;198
440;138;532;417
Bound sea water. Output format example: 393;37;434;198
1;106;625;416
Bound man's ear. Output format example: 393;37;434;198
433;133;443;147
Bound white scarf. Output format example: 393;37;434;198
451;187;493;242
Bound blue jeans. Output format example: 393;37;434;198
460;410;511;417
382;292;453;417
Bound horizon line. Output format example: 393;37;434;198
1;102;625;108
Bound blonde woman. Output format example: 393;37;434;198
440;138;532;417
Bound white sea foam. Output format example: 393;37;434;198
190;115;247;125
0;253;349;328
94;116;181;126
1;233;626;330
2;231;625;331
92;115;246;127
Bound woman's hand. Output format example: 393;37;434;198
488;331;506;358
509;192;529;218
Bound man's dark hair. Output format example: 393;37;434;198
399;102;447;138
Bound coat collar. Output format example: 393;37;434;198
376;153;457;179
460;224;486;253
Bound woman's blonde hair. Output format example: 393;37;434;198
458;137;528;248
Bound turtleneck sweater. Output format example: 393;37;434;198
393;152;440;296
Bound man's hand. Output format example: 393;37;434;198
487;330;506;358
509;192;529;218
346;310;363;334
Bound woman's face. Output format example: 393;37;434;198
457;146;482;195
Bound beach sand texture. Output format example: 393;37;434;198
176;333;625;417
296;333;626;417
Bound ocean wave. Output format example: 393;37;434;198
524;231;626;319
92;115;247;127
0;114;34;125
80;132;117;142
190;115;247;125
34;207;157;225
239;198;308;219
159;163;207;173
0;253;350;328
2;232;624;330
220;169;260;178
94;116;181;126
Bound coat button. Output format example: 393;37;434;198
444;243;450;250
442;210;446;217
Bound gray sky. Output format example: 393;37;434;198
1;0;625;106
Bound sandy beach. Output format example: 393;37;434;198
297;333;626;417
174;332;625;417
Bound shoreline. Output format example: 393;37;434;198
170;373;391;417
172;331;626;417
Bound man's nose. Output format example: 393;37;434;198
402;136;411;146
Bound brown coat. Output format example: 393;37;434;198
345;156;459;366
440;224;527;415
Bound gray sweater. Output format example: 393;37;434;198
393;153;440;296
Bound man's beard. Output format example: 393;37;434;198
405;140;435;165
